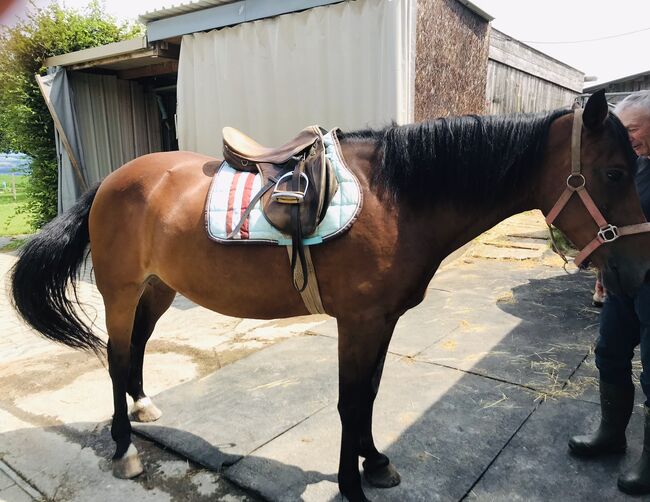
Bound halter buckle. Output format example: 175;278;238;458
566;173;585;191
598;224;619;243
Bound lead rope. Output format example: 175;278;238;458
546;223;570;272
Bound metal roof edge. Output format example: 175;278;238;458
145;0;345;42
584;69;650;92
456;0;494;22
139;1;236;23
45;37;149;68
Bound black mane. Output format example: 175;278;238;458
339;109;581;208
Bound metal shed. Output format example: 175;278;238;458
43;0;495;211
584;70;650;106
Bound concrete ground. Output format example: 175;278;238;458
0;210;645;501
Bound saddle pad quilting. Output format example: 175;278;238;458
206;131;361;245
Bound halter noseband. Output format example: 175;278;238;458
545;109;650;267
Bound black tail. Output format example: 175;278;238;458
10;183;105;353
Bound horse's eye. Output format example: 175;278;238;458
606;170;624;182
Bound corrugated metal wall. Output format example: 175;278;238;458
584;75;650;106
603;75;650;93
485;60;580;114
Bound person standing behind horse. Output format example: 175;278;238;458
569;90;650;495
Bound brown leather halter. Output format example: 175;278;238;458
545;109;650;267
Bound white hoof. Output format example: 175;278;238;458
131;397;162;423
112;444;144;479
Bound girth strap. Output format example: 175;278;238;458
286;245;326;314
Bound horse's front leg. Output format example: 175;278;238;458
359;338;401;489
337;317;400;502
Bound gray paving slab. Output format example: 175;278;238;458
0;484;35;502
310;262;599;366
134;335;339;470
0;461;42;501
308;291;459;358
418;319;593;393
308;260;565;359
422;259;570;297
569;353;646;407
225;357;537;502
0;471;14;491
567;354;600;404
417;267;600;393
468;397;647;501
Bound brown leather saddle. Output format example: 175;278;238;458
222;125;339;291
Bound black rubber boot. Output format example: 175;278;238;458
568;380;634;457
618;406;650;495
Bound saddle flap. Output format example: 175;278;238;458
260;140;337;236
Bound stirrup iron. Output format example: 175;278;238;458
271;171;309;204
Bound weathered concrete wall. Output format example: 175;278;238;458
414;0;490;120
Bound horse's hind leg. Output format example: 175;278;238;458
127;278;176;423
104;286;146;479
337;318;400;502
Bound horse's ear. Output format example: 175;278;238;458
583;89;608;130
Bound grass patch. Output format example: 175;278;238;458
548;226;576;257
0;236;28;252
0;174;33;236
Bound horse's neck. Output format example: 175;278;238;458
423;199;534;262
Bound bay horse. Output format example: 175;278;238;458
11;90;650;501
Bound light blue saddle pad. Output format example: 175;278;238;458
206;130;362;245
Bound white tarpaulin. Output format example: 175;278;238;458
177;0;416;156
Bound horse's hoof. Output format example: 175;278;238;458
112;445;144;479
363;461;401;488
131;397;162;423
340;490;371;502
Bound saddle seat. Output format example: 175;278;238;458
223;126;323;167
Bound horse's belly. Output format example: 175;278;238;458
153;238;312;319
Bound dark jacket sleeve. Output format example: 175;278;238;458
635;157;650;220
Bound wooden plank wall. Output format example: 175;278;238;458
486;29;583;115
486;60;580;114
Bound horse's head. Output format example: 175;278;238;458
541;90;650;296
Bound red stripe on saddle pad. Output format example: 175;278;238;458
226;171;241;236
240;173;256;239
